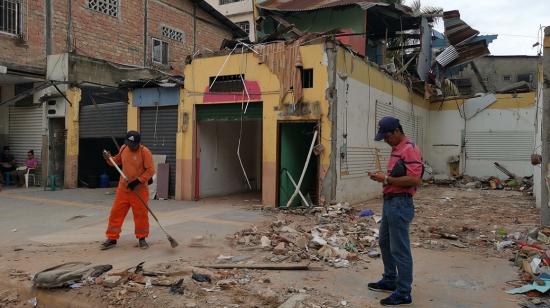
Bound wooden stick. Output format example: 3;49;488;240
194;263;310;270
374;148;382;172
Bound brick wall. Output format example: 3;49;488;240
0;0;46;70
1;0;233;75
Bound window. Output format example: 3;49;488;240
209;74;244;92
0;0;22;36
152;38;169;65
517;73;532;83
86;0;119;18
161;25;184;43
450;78;472;95
219;0;243;4
503;75;512;81
301;69;313;88
235;21;250;34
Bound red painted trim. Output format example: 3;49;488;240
203;80;262;103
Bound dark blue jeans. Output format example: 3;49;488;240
379;195;414;296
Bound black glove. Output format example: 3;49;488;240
127;179;141;191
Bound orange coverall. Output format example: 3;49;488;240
105;145;155;240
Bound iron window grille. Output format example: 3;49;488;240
161;25;184;43
0;0;23;36
219;0;243;5
209;74;245;92
86;0;119;18
235;21;250;34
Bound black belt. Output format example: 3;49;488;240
383;193;412;200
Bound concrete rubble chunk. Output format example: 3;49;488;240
278;294;309;308
273;242;287;255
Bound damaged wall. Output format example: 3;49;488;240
426;92;537;179
180;43;331;205
333;46;429;203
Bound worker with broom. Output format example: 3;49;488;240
101;131;155;250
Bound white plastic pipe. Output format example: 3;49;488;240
285;170;310;207
285;130;318;208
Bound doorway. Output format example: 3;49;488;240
278;122;319;207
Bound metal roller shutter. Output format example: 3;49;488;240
80;102;128;138
375;100;423;146
465;131;533;161
140;107;178;196
8;106;44;179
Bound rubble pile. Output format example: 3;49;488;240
229;202;383;269
431;174;534;193
409;186;538;255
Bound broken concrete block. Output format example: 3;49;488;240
278;294;309;308
273;242;287;255
261;236;271;248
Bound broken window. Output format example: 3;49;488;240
235;21;250;34
209;75;245;93
86;0;119;18
450;78;472;95
503;75;512;82
517;73;532;83
152;38;169;65
219;0;242;5
0;0;22;36
301;69;313;89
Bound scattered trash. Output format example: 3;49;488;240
27;297;37;307
340;300;348;306
359;209;374;217
496;240;514;251
192;272;212;283
367;250;381;258
145;278;152;289
331;259;350;268
169;279;184;295
261;236;271;248
69;282;83;289
11;229;16;232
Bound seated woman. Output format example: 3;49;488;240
12;150;38;187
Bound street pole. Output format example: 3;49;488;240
541;27;550;226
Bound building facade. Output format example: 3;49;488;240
204;0;256;41
0;0;244;188
448;56;539;95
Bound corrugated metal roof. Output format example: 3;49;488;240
443;10;479;46
257;0;389;12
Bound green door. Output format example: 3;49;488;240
278;122;317;207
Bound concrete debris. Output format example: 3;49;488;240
278;294;309;308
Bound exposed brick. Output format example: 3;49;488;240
1;0;233;75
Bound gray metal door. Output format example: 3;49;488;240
140;107;178;196
79;102;128;138
9;106;44;179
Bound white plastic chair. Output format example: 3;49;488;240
25;168;36;188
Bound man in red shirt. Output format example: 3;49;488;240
368;116;423;306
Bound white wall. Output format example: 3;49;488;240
199;120;261;197
204;0;255;41
426;104;536;178
334;75;429;203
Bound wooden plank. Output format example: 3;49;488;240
194;263;310;270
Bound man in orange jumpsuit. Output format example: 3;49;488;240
101;131;155;250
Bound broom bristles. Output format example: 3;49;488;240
168;235;179;248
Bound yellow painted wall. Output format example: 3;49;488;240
429;92;536;111
127;91;139;131
64;87;81;188
180;43;331;203
335;47;429;109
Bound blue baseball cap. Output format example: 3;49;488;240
375;116;400;141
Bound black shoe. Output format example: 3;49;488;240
100;239;117;250
380;293;412;306
138;238;149;249
368;280;397;293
